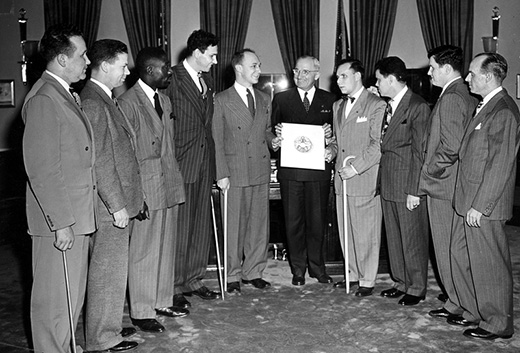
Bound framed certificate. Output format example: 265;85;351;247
280;123;325;170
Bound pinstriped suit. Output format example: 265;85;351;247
380;88;430;297
333;88;385;288
81;80;144;350
417;78;477;314
451;89;520;336
165;63;216;293
213;86;276;281
119;81;185;319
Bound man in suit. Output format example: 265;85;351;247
165;29;221;308
80;39;141;352
119;47;188;334
213;49;278;293
333;58;385;296
375;57;430;306
271;55;337;286
418;46;477;319
450;53;519;340
22;24;96;353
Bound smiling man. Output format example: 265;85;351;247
212;49;278;293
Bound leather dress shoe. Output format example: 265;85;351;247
156;306;189;318
242;278;271;289
463;327;512;340
437;293;448;302
292;276;305;286
131;318;165;333
312;274;333;284
333;280;358;289
106;341;138;352
428;308;453;318
120;327;136;338
398;294;425;306
447;314;478;327
355;286;373;297
227;281;241;293
173;294;191;308
187;286;221;300
380;288;405;298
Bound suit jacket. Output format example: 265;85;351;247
454;89;520;220
119;82;185;210
333;88;386;196
22;71;97;236
213;86;275;187
80;80;144;220
165;64;215;183
380;89;430;202
272;87;337;181
418;78;478;200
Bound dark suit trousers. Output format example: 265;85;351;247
31;235;89;353
280;179;329;278
86;219;130;350
381;198;429;297
174;171;213;293
451;215;514;335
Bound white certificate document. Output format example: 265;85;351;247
280;123;325;170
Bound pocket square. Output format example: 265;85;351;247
356;116;367;123
475;123;482;130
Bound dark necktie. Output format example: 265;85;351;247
474;101;484;117
246;88;255;117
198;72;208;98
69;87;81;107
303;92;310;112
381;100;393;139
154;92;163;120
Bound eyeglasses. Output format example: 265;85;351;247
292;69;319;77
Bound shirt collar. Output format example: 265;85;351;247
391;86;408;110
481;86;503;107
350;87;364;100
137;79;157;105
183;59;201;86
440;76;462;96
46;70;71;93
297;86;316;102
90;78;113;98
234;81;254;105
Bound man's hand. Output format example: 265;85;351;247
338;166;357;180
217;177;230;192
406;195;421;211
367;86;380;97
324;147;334;163
113;207;130;228
275;123;283;138
466;208;482;228
322;123;332;139
54;226;75;251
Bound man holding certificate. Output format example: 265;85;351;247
272;55;337;286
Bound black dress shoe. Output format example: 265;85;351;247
428;308;453;318
120;327;136;338
156;306;189;318
333;280;359;289
313;274;333;284
463;327;512;340
190;286;221;300
292;276;305;286
131;318;165;333
355;286;373;297
447;314;478;327
242;278;271;289
437;293;448;302
380;288;405;298
173;294;191;308
227;281;241;293
398;294;425;306
106;341;138;352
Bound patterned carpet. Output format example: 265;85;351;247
1;226;519;353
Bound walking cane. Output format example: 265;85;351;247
342;156;355;294
210;194;225;300
62;251;77;353
223;190;228;292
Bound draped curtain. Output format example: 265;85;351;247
120;0;171;60
349;0;397;83
44;0;102;48
200;0;253;92
270;0;320;82
416;0;474;73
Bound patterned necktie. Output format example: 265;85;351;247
154;92;163;120
198;72;208;98
381;100;393;139
474;101;484;117
69;87;81;107
303;92;310;112
246;88;255;117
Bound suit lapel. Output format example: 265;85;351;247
134;84;164;139
386;89;412;138
174;64;205;121
226;88;254;128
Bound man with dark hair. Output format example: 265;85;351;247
22;24;95;353
165;29;221;308
271;55;336;286
450;53;519;340
375;56;430;306
80;39;141;352
119;47;188;334
213;49;278;293
418;45;477;319
332;58;385;297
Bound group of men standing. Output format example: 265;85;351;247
21;23;519;353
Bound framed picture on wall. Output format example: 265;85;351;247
0;80;15;107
